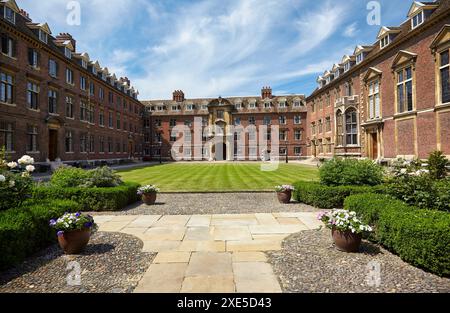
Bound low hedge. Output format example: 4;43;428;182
344;193;450;277
32;182;141;212
293;181;379;209
0;199;81;270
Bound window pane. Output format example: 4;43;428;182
441;50;449;67
441;67;450;103
397;85;404;112
405;67;412;80
406;81;413;111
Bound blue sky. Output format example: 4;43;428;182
17;0;414;99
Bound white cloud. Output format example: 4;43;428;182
344;22;358;37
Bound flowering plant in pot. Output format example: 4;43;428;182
50;213;98;255
137;185;160;205
275;185;295;204
318;209;372;253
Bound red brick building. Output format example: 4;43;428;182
307;0;450;161
142;88;307;161
0;0;144;167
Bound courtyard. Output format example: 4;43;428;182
118;163;319;192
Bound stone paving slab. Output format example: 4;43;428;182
96;212;320;293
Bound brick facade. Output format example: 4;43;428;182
0;1;144;166
307;0;450;161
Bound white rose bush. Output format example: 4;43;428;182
0;148;36;211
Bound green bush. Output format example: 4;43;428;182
428;151;449;180
82;166;123;188
0;199;80;270
293;181;378;209
344;193;450;277
50;166;123;188
50;166;89;188
32;182;141;211
384;175;450;212
0;171;34;211
319;158;384;186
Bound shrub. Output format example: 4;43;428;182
50;166;89;188
344;193;450;276
293;181;377;209
319;158;384;186
32;182;141;212
428;151;449;180
0;199;80;270
384;174;450;212
82;166;123;188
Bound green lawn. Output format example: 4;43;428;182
118;163;318;192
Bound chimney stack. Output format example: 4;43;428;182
261;86;272;99
56;33;76;51
172;90;185;102
19;9;31;22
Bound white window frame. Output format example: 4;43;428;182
64;47;72;59
411;11;424;29
186;104;194;111
368;80;380;120
39;30;48;44
344;62;351;72
66;68;74;85
81;59;88;69
171;105;179;111
294;115;301;125
249;102;256;109
380;35;390;49
4;6;15;24
356;53;363;64
278;101;286;108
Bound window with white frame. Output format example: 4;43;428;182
368;80;381;119
294;130;302;141
1;71;14;104
49;59;58;77
48;89;58;114
293;100;301;107
279;101;286;108
27;81;39;110
66;68;74;85
345;109;358;145
356;53;364;64
171;105;179;111
411;11;424;29
264;102;271;109
65;96;74;118
380;35;390;49
39;30;48;43
4;6;15;24
186;104;194;111
81;59;88;69
294;115;301;124
80;76;87;90
439;50;450;104
64;47;72;59
263;116;271;126
26;125;38;152
344;62;351;72
28;48;39;68
279;116;286;125
294;147;302;155
396;66;413;113
201;104;208;110
235;103;242;110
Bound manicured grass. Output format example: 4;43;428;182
118;163;318;192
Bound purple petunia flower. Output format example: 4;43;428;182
84;222;93;228
57;231;64;237
75;212;81;218
49;219;56;226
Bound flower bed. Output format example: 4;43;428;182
0;199;81;270
344;193;450;277
32;182;141;212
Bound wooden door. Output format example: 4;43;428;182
371;132;378;160
48;129;58;161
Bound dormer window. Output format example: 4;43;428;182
279;101;286;108
39;30;48;44
249;102;256;109
264;102;271;109
81;59;88;69
101;73;106;81
4;6;15;24
92;67;97;75
201;104;208;110
334;70;340;78
235;103;242;110
344;62;351;72
380;35;390;49
356;53;364;64
186;104;194;111
171;105;179;111
64;47;72;59
411;11;424;29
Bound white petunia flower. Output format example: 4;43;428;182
26;165;35;173
0;175;5;182
7;162;18;169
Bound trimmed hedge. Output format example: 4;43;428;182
32;182;141;212
344;193;450;277
0;199;81;270
293;181;379;209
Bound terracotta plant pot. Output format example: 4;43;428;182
332;228;362;253
142;192;157;205
277;190;292;204
58;229;91;255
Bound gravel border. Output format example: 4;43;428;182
92;193;318;215
267;228;450;293
0;232;155;293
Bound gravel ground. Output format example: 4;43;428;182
267;228;450;293
0;232;155;293
93;193;318;215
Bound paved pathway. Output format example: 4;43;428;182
95;212;322;293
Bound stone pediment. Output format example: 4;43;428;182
392;50;417;68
